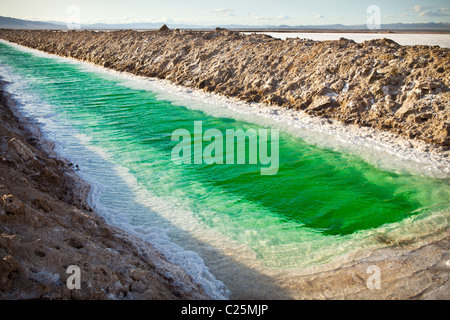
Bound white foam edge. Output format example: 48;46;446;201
76;144;232;300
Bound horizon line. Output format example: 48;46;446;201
1;15;450;29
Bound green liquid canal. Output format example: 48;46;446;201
1;42;448;270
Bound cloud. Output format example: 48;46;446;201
209;8;235;17
315;14;324;19
408;5;450;17
276;15;290;20
411;5;431;13
248;13;290;21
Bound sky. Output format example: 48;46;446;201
1;0;450;26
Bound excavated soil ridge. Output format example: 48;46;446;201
0;29;448;149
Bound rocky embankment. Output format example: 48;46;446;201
0;80;210;299
0;28;449;149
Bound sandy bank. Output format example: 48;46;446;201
0;79;211;300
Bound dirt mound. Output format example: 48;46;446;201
0;29;448;148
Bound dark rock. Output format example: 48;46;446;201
158;24;170;32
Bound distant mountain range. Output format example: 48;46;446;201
1;16;450;31
0;16;67;29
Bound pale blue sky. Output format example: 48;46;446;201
1;0;450;25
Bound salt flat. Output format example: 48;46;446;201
254;32;450;48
